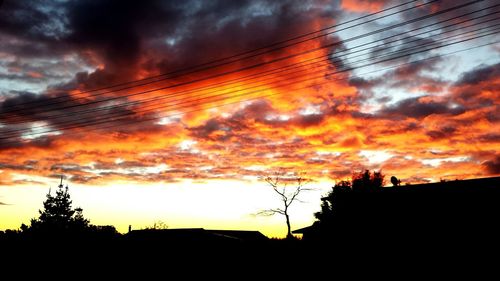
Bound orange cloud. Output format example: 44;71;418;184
341;0;387;13
1;0;499;191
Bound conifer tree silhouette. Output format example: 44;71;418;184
21;176;89;235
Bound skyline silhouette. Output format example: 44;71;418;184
2;173;500;239
1;0;499;238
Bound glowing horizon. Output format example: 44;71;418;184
0;0;499;237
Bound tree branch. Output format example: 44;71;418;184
255;208;286;216
272;185;286;198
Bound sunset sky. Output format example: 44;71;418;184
0;0;499;237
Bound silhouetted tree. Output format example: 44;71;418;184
145;220;169;230
314;170;385;234
257;172;311;239
314;180;351;224
352;170;385;192
21;177;89;236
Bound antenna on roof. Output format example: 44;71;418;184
391;176;401;187
58;175;64;189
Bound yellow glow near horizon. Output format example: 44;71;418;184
0;178;333;238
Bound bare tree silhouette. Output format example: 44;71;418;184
257;172;311;239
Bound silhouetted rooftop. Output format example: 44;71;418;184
126;228;268;242
383;176;500;192
293;176;500;238
292;225;315;234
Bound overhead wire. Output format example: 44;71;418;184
0;0;428;111
0;0;498;142
2;3;498;128
1;0;493;121
1;39;497;147
2;29;498;140
4;17;499;130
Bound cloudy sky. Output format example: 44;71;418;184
0;0;499;236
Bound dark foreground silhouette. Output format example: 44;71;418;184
298;176;500;246
2;176;500;272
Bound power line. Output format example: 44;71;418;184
2;40;497;147
0;0;447;112
4;15;499;128
1;0;491;118
2;10;499;135
2;32;497;141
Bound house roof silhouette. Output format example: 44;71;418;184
126;228;268;243
293;176;500;239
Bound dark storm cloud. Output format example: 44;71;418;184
0;36;60;59
370;35;440;64
349;0;498;98
0;0;178;61
0;134;57;150
0;162;35;171
380;57;446;91
0;91;77;120
426;126;457;140
0;87;164;143
150;0;338;72
189;99;330;142
348;77;382;90
449;63;500;114
0;0;340;142
50;163;91;173
296;113;326;127
391;58;443;78
349;56;446;105
455;63;500;86
189;118;233;141
1;0;337;88
0;1;67;41
68;174;101;184
482;155;500;175
233;100;274;123
377;96;465;119
395;0;499;31
65;1;185;69
189;100;275;141
478;133;500;143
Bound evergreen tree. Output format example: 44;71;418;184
22;177;89;235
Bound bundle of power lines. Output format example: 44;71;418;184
0;0;498;144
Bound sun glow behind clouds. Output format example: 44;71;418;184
21;122;61;140
421;156;470;167
359;150;393;164
0;178;332;237
0;0;499;237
